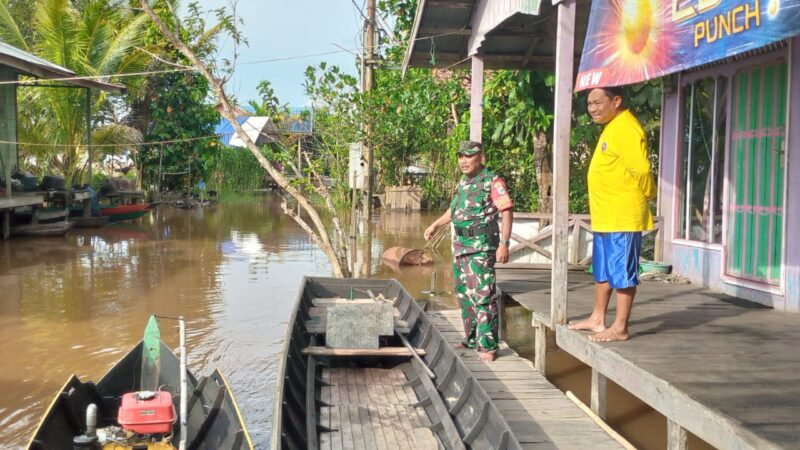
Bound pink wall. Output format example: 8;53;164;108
657;42;799;311
784;37;800;310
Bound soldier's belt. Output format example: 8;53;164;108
454;222;497;238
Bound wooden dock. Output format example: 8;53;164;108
428;309;624;449
497;268;800;450
0;193;45;239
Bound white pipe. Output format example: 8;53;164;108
86;403;97;436
179;317;187;450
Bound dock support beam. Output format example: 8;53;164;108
498;293;507;342
533;320;554;376
667;419;688;450
590;369;607;419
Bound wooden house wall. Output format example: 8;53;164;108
0;67;17;194
657;38;800;312
785;37;800;310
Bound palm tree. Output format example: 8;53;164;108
0;0;151;184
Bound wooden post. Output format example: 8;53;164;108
470;55;484;143
82;196;92;217
297;137;302;178
497;292;506;341
157;143;164;201
350;171;358;275
362;219;373;277
363;0;376;218
2;209;9;240
550;0;576;327
654;221;664;262
86;88;93;185
590;369;607;419
534;321;548;375
570;218;580;264
667;419;688;450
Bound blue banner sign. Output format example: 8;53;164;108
576;0;800;91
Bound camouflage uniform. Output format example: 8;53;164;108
451;167;513;353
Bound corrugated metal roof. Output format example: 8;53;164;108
403;0;590;73
0;42;71;75
0;42;126;94
679;40;789;77
466;0;542;55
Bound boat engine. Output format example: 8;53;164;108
74;391;177;449
72;404;98;449
117;391;176;434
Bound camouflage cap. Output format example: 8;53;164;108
457;141;483;156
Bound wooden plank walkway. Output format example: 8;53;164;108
428;310;623;449
497;268;800;450
0;193;45;210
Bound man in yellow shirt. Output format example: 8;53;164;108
569;87;656;342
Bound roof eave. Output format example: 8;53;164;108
0;50;127;94
401;0;428;77
60;78;127;94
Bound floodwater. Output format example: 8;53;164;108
0;195;455;448
0;195;710;449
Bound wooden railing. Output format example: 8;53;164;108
501;213;664;269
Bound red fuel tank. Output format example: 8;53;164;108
117;391;176;434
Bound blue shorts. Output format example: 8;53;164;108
592;232;641;289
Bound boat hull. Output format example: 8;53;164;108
99;203;151;222
11;220;72;237
272;277;522;449
28;340;252;450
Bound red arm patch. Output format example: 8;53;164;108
490;178;513;211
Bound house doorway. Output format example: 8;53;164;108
725;60;788;286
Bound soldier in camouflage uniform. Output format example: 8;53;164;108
424;141;514;363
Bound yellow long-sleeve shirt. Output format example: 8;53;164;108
587;109;656;232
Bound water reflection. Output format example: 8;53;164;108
0;195;454;448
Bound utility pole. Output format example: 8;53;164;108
362;0;376;219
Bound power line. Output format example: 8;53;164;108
350;0;368;21
0;67;197;86
0;30;467;87
0;134;218;148
237;49;360;66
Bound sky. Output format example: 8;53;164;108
194;0;367;107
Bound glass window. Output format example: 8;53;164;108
677;77;726;243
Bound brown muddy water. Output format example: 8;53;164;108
0;195;708;449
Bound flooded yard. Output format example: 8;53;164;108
0;195;454;448
0;195;692;449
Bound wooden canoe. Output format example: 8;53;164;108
272;277;522;449
28;316;253;450
99;203;152;222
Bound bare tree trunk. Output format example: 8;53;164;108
533;130;553;214
139;1;350;277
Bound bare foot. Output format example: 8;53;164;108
589;327;629;342
454;342;469;349
477;351;497;363
568;318;606;333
